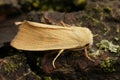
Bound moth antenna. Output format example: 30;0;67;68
84;48;95;62
52;49;64;68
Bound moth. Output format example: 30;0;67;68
11;21;94;68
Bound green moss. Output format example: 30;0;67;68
116;26;120;33
41;5;48;11
93;6;103;13
44;76;52;80
19;62;23;66
33;2;39;8
55;6;62;11
4;60;19;73
92;18;100;26
78;77;83;80
100;58;116;72
36;57;40;66
73;0;87;9
36;57;43;69
86;16;100;26
103;27;109;35
18;0;88;12
3;55;25;73
103;6;112;13
32;0;40;8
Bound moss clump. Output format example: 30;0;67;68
100;58;116;72
103;6;112;14
3;55;25;73
36;57;42;69
73;0;87;10
44;76;52;80
4;60;20;73
18;0;87;12
93;6;103;13
83;15;100;26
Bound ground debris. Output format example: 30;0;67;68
0;54;41;80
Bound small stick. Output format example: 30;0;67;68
52;49;64;68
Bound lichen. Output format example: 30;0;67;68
114;37;119;41
96;40;120;54
92;40;120;72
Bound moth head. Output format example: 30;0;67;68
84;28;93;50
84;28;93;46
72;26;93;50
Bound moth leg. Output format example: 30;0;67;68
84;48;95;62
52;49;64;68
60;21;66;27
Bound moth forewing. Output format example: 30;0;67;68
11;21;93;51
